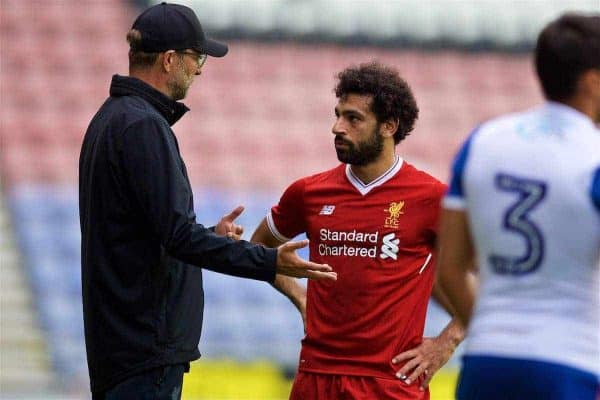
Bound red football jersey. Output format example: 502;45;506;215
268;157;446;379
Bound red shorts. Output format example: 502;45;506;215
289;371;430;400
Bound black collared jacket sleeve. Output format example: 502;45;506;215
120;116;276;282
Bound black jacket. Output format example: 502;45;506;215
79;75;277;393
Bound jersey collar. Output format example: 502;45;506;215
345;155;403;195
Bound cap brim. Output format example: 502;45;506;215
203;39;228;57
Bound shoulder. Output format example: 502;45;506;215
473;106;547;143
449;108;538;170
398;161;447;208
279;164;345;201
481;109;528;130
401;161;446;194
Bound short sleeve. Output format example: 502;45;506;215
267;178;307;242
443;127;479;210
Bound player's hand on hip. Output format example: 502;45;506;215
215;205;245;240
391;335;455;390
276;240;337;281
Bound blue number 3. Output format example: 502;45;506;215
489;173;547;275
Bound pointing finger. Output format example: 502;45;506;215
223;205;245;222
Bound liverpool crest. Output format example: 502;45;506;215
384;201;404;228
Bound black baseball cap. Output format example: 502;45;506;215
132;2;228;57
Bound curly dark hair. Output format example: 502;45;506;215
536;13;600;102
334;62;419;144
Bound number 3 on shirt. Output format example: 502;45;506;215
489;173;547;275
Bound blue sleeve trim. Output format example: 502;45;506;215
447;126;480;198
591;167;600;212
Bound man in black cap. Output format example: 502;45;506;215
79;3;337;399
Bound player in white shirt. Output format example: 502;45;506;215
437;13;600;400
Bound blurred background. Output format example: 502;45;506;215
1;0;598;399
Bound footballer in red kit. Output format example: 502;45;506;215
268;158;444;379
251;62;464;400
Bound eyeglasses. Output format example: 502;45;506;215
177;51;207;67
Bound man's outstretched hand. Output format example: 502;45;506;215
276;240;337;281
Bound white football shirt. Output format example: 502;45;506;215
444;102;600;376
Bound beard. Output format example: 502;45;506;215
335;124;384;166
167;58;194;101
169;82;188;101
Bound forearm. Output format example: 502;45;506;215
272;274;306;311
436;208;477;327
432;261;478;322
432;275;468;351
430;277;458;317
437;317;465;351
439;269;476;326
175;226;278;282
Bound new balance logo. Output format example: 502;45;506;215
319;205;336;215
380;233;399;260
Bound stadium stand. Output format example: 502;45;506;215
2;0;589;398
0;183;56;395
